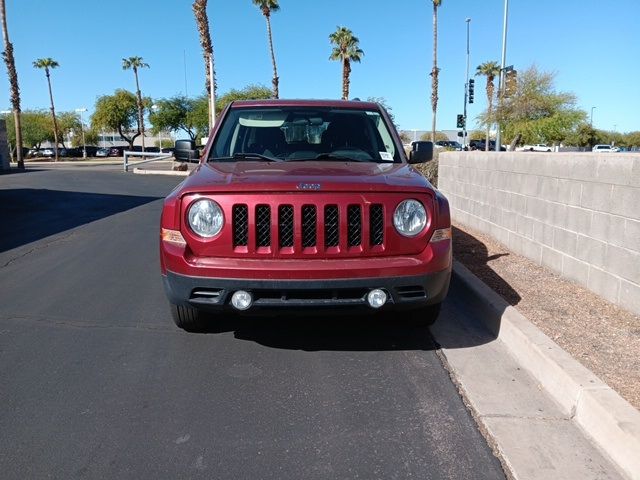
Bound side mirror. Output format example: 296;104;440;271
408;141;434;164
174;139;200;163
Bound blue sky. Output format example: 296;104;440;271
2;0;639;134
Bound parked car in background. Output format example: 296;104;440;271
96;147;110;157
27;148;43;158
435;140;462;151
161;147;175;155
468;140;506;151
58;148;78;158
82;146;99;157
517;144;552;152
40;148;55;158
108;146;125;157
592;144;619;153
145;146;161;153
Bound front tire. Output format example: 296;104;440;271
170;303;206;332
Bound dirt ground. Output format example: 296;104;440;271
452;223;640;411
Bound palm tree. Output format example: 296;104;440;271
329;26;364;100
33;57;60;161
252;0;280;98
192;0;216;129
476;61;501;151
0;0;23;168
122;56;149;151
430;0;442;143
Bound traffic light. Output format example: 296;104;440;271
505;69;517;97
456;114;465;129
468;79;475;104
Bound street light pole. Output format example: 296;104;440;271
590;106;596;127
75;108;87;158
152;104;162;150
495;0;509;151
463;18;471;149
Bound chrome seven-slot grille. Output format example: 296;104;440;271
232;203;384;252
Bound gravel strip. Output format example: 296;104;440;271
452;223;640;411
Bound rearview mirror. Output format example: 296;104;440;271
409;141;434;164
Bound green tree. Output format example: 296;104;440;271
430;0;442;143
5;110;49;148
420;131;448;142
56;111;81;148
252;0;280;98
563;123;601;148
329;26;364;100
216;84;273;112
366;96;398;129
476;60;501;151
492;66;585;146
33;57;60;161
149;96;200;141
91;89;145;150
0;0;23;167
152;86;272;144
624;131;640;149
122;56;149;150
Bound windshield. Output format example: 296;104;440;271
208;106;401;163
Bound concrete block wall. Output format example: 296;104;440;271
438;152;640;315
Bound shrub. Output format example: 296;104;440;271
404;148;440;187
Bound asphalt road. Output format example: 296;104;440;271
0;168;505;479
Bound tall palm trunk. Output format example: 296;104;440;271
430;2;439;143
45;67;59;162
0;0;23;168
133;66;145;150
264;12;279;98
485;80;495;151
342;58;351;100
192;0;216;98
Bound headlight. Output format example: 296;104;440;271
188;199;224;238
394;199;427;237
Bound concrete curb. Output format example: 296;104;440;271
132;167;190;176
452;260;640;480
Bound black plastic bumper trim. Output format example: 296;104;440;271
162;268;451;313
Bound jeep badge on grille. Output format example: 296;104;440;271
297;183;321;190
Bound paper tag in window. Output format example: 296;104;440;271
379;152;393;161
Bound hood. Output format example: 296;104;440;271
177;161;431;195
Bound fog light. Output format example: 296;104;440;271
231;290;253;311
367;289;388;308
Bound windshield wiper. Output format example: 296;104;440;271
213;153;282;162
314;153;354;161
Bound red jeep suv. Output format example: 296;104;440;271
160;100;451;331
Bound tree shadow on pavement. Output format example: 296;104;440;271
0;167;43;175
0;188;160;253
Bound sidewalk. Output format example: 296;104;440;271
442;223;640;479
452;223;640;410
